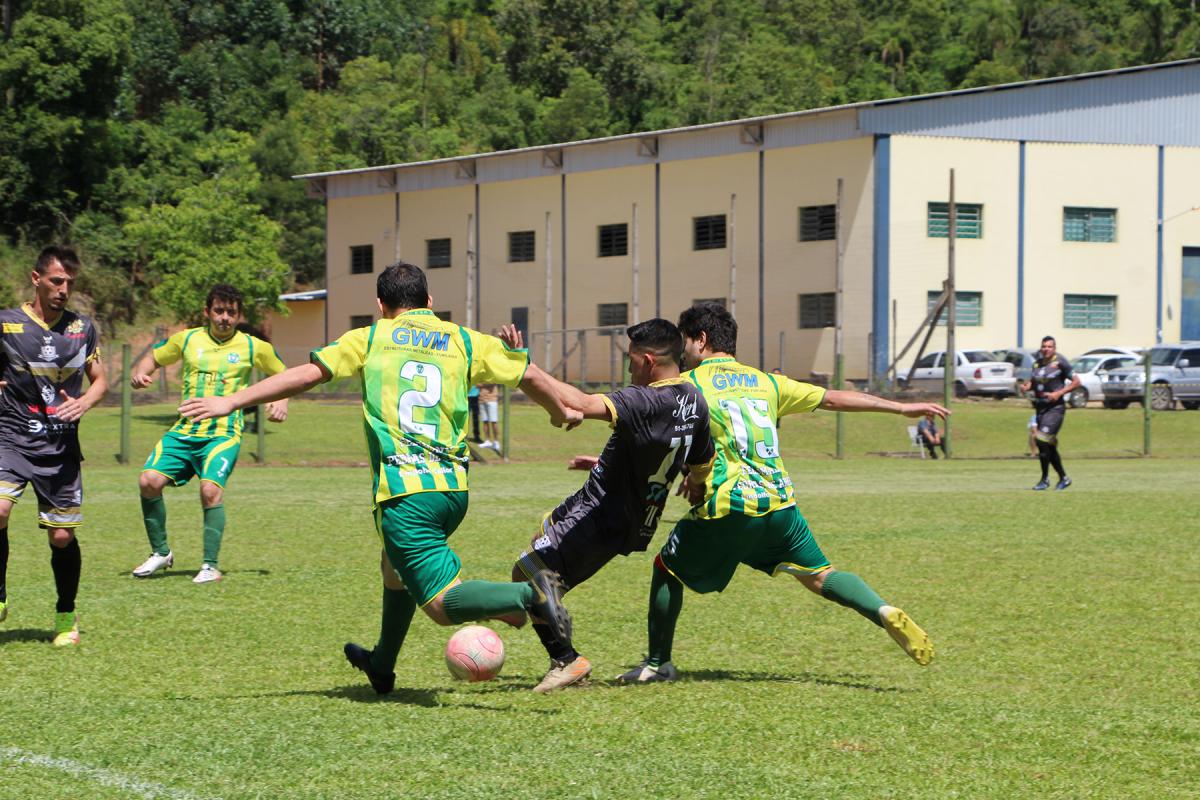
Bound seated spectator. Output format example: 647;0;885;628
917;412;946;459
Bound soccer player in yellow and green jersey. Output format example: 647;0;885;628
619;303;947;684
178;262;578;695
130;284;288;585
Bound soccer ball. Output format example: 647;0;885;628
445;625;505;682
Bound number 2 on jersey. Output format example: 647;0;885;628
718;398;779;459
397;361;443;438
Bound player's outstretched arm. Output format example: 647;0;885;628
56;358;108;423
820;389;949;420
519;363;584;429
130;352;160;389
180;362;328;421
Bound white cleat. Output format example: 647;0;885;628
132;551;173;578
193;564;223;584
616;660;678;684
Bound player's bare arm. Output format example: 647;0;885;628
568;455;599;470
130;352;159;389
180;362;327;421
56;357;108;423
519;363;584;429
821;389;949;420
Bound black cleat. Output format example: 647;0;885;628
1032;480;1050;491
1055;476;1072;491
343;642;395;695
528;570;573;645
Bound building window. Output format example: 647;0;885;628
350;314;374;329
510;307;529;341
926;291;983;327
598;223;628;258
508;230;535;262
433;310;452;322
927;203;983;239
426;238;451;269
598;303;628;327
350;245;374;274
692;297;727;309
799;205;836;242
693;215;727;250
1063;294;1116;329
1063;207;1116;242
798;293;835;329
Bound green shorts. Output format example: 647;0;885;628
374;491;469;607
143;431;241;488
659;505;830;594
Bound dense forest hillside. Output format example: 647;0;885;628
2;0;1197;330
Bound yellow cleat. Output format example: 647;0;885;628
880;606;933;666
52;612;80;647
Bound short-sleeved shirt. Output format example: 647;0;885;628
545;379;714;553
1031;354;1075;409
917;417;938;437
311;309;529;506
0;304;100;458
155;327;286;440
686;357;825;519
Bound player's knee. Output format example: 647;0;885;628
47;527;75;548
199;483;223;507
798;567;832;595
0;501;11;526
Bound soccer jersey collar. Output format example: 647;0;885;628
399;309;435;317
21;302;60;331
699;357;736;366
205;327;238;346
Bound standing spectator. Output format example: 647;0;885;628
917;412;947;459
478;383;501;452
467;384;482;443
1026;412;1038;458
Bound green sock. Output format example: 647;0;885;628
647;564;684;667
441;580;533;624
140;495;169;555
202;505;226;568
820;570;886;627
370;586;416;674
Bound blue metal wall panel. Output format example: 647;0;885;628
860;64;1200;146
872;135;891;382
565;140;649;173
765;110;861;148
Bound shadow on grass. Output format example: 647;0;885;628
589;669;911;693
245;685;557;714
115;568;271;579
0;628;49;644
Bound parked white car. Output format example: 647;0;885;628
1067;352;1141;407
897;349;1016;398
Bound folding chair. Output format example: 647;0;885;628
907;425;926;459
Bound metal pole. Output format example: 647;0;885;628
579;331;588;388
891;299;898;386
252;368;266;463
729;194;737;317
944;169;956;457
1143;351;1152;456
778;330;785;372
119;344;132;465
501;383;511;462
466;213;476;329
155;325;168;399
834;178;845;460
610;335;617;391
632;202;640;324
545;211;553;368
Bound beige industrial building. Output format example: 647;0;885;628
293;60;1200;383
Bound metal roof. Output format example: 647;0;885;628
296;59;1200;182
278;289;327;302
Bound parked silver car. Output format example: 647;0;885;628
1102;343;1200;410
1069;352;1141;407
897;349;1016;398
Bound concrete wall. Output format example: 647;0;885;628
266;298;326;367
1164;147;1200;343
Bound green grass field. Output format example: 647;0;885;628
2;401;1197;798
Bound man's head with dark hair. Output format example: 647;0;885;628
626;318;684;385
377;262;430;311
1040;335;1058;361
35;245;81;276
206;283;244;312
204;284;244;340
677;302;738;366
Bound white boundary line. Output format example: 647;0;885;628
0;746;217;799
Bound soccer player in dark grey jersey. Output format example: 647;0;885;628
0;246;107;645
508;319;715;693
1020;335;1080;491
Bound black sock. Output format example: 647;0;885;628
533;621;577;663
1036;441;1050;481
50;538;81;614
1047;445;1066;479
0;526;8;603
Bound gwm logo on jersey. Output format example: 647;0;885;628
392;327;450;351
227;353;241;364
711;371;758;390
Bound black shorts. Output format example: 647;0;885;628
515;512;625;591
1034;404;1066;443
0;447;84;528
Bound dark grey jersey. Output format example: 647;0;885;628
0;305;100;457
545;379;714;554
1032;354;1075;408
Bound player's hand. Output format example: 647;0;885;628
180;396;234;421
54;389;90;422
681;474;706;506
498;324;524;350
551;406;584;431
130;373;154;389
265;400;288;423
900;402;950;420
568;455;599;470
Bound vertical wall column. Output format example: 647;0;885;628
757;149;766;369
561;173;568;375
872;134;892;381
474;183;481;328
655;162;662;318
1017;141;1026;348
1157;144;1164;343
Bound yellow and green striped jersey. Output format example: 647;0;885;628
312;309;529;507
155;327;286;439
686;357;825;519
